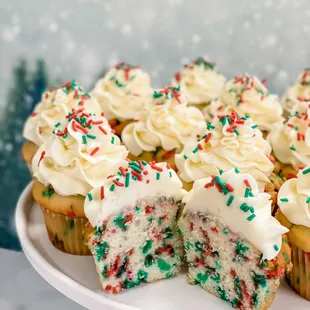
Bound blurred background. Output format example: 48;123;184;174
1;0;310;308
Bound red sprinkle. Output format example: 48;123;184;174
90;147;99;156
107;175;114;179
67;210;76;217
204;133;212;143
72;121;77;132
138;160;144;170
99;126;107;135
38;151;46;166
132;170;142;181
100;186;105;200
226;183;234;192
174;72;181;83
76;124;88;134
85;119;93;127
113;179;124;187
215;182;223;193
31;112;37;117
119;167;126;177
204;182;213;188
244;179;252;190
146;180;150;184
197;143;203;150
150;164;163;172
92;120;104;125
101;112;105;117
143;171;148;175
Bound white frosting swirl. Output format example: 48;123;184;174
183;168;288;260
171;58;225;105
84;161;186;227
175;112;274;191
32;109;128;197
91;62;152;121
203;75;283;132
23;81;102;147
122;86;206;156
281;69;310;114
268;101;310;170
278;166;310;228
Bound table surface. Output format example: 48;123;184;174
0;249;83;310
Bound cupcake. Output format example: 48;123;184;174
204;75;283;134
281;69;310;115
32;108;128;255
22;80;101;172
277;166;310;300
171;57;225;109
268;101;310;180
84;161;185;293
91;62;153;137
175;112;275;194
179;168;292;309
122;86;206;170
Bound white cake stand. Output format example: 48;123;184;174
15;182;309;310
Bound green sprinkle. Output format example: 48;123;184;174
251;124;258;129
249;206;255;213
183;155;188;160
207;123;215;130
223;228;229;234
55;122;61;127
95;241;109;262
234;128;240;135
144;254;155;267
302;167;310;175
142;240;152;254
114;215;126;230
240;202;248;211
135;205;140;213
157;258;171;272
251;271;267;288
227;195;234;206
219;169;223;175
235;168;240;174
196;273;209;284
192;146;199;153
169;171;172;178
244;187;251;198
111;136;115;144
307;197;310;204
87;134;96;139
290;146;296;151
141;160;148;166
87;193;92;201
274;244;279;251
280;198;288;202
283;252;290;264
82;135;87;144
156;172;160;180
137;269;148;280
185;242;192;250
247;214;256;221
125;172;130;187
110;184;115;191
131;165;142;174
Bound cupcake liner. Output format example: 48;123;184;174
286;244;310;300
41;206;90;255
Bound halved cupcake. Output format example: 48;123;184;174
171;57;225;110
91;62;153;137
281;69;310;115
179;168;292;309
32;108;128;255
268;100;310;180
122;86;206;171
22;80;101;172
84;161;185;293
204;75;283;135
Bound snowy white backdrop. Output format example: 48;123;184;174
1;0;310;109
